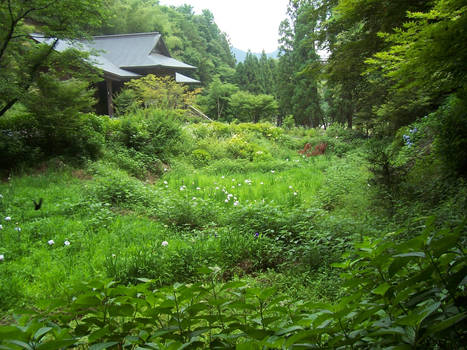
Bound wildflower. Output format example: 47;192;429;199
238;184;241;187
180;186;185;191
215;186;219;190
271;170;275;173
232;186;235;189
0;194;3;198
289;185;293;189
0;254;4;261
64;240;70;246
4;216;11;221
0;225;2;230
227;194;233;198
161;241;168;247
294;192;297;196
225;199;229;203
163;168;168;172
48;239;55;246
112;254;116;258
233;201;239;206
163;181;168;185
255;232;259;237
260;182;264;185
232;179;235;182
14;227;21;232
192;197;196;201
221;176;225;179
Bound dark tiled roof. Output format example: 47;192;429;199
32;32;197;80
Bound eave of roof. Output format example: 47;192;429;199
175;72;200;84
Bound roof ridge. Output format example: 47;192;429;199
93;32;160;39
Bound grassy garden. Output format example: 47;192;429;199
0;109;465;348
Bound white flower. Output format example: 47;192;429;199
0;254;4;261
0;194;3;198
48;239;55;246
163;181;168;185
64;240;70;246
221;176;225;179
260;182;264;185
227;194;233;198
225;199;229;203
293;192;297;196
233;201;239;206
232;179;235;182
215;186;219;190
196;187;201;190
232;186;235;189
112;253;116;258
271;170;275;173
161;241;169;247
0;225;2;230
289;186;293;189
192;197;196;200
163;168;168;172
14;227;21;232
4;216;11;221
238;184;241;187
180;186;185;191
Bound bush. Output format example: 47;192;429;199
114;108;182;161
0;108;105;170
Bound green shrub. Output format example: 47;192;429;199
114;108;182;161
191;148;212;167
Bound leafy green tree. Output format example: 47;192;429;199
320;0;429;130
367;0;467;130
0;0;109;117
229;91;278;123
122;74;201;110
277;0;323;127
197;76;238;120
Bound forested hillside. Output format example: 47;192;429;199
0;0;466;348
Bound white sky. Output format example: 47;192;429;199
158;0;290;53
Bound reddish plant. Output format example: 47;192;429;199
298;142;327;157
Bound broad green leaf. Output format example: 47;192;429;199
393;252;426;258
33;327;52;341
236;341;261;350
88;326;110;343
89;342;119;350
36;339;78;350
372;283;391;296
424;312;467;336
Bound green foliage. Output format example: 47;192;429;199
368;0;467;127
120;75;201;111
1;218;464;348
277;0;323;127
0;108;105;169
432;91;467;177
229;91;278;123
197;76;238;120
0;0;109;117
111;108;182;162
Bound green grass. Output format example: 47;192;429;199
0;124;375;312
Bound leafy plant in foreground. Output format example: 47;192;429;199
0;218;464;349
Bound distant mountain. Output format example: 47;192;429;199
232;47;279;63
